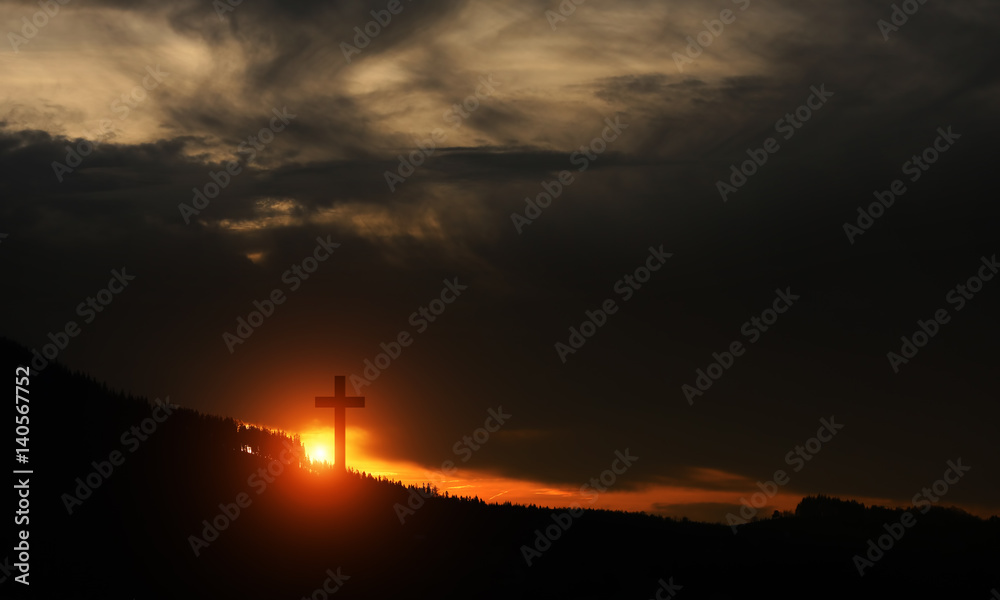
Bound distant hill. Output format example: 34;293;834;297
2;338;997;599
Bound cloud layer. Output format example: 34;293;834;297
2;0;999;517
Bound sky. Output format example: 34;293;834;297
1;0;998;523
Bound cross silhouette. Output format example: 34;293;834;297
315;375;365;472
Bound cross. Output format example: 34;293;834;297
315;375;365;472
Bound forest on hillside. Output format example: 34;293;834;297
3;338;997;599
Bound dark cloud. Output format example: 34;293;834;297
1;0;998;515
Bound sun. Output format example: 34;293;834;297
311;446;329;462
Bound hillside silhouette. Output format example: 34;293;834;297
2;338;997;600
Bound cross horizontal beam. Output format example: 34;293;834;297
315;396;365;409
315;375;365;408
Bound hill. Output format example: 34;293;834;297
2;338;997;599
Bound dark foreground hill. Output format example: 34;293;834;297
2;338;997;600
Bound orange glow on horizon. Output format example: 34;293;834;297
296;425;782;520
293;426;998;522
310;446;328;462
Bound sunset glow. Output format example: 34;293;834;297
294;424;920;522
4;0;998;595
309;445;328;463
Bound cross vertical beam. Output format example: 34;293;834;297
315;375;365;472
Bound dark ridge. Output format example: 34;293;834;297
2;338;996;600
